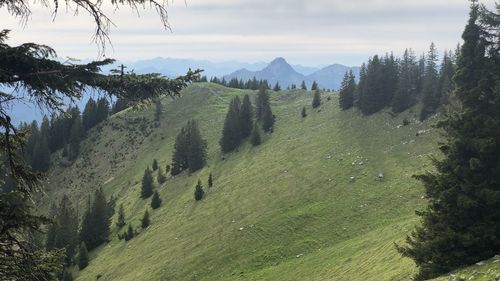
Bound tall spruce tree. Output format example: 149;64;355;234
82;98;97;131
171;127;189;175
80;188;111;250
380;53;399;106
359;55;385;115
273;82;281;91
45;195;79;265
31;135;51;172
77;243;89;270
151;191;162;209
354;63;367;108
312;89;321;108
438;50;456;106
261;105;275;133
186;120;208;172
220;97;242;153
171;120;208;173
141;210;150;229
255;85;275;132
311;81;319;91
300;80;307;90
392;49;419;113
250;123;262;146
398;3;500;279
141;168;154;198
419;42;440;120
208;173;213;188
338;71;356;110
239;94;253;139
68;110;83;161
116;204;126;228
157;166;167;184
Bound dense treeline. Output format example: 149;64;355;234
45;188;115;279
220;85;274;153
398;3;500;280
204;76;271;90
20;94;134;173
338;43;457;120
79;188;115;251
21;96;119;172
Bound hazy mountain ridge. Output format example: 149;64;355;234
223;57;360;90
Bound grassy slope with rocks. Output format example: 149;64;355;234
42;83;497;280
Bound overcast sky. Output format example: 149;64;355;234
1;0;496;66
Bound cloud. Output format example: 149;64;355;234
0;0;494;65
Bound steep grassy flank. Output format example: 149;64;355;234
44;83;442;280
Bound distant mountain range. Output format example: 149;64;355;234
101;57;325;79
223;57;360;90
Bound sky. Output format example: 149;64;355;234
1;0;496;66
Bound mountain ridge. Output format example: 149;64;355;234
223;57;360;90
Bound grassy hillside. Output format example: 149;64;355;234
44;83;449;280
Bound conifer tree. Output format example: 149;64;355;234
45;195;79;265
359;55;385;115
354;63;367;108
392;49;419;113
154;98;162;122
256;85;269;121
220;97;242;153
141;168;154;198
338;71;356;110
31;135;51;172
311;81;319;91
398;3;500;279
141;210;150;229
194;180;205;201
92;188;111;247
68;110;83;160
61;268;74;281
300;81;307;90
208;173;213;188
255;85;275;133
151;191;162;209
250;123;262;146
312;89;321;108
239;94;253;139
273;82;281;91
152;159;158;171
419;42;440;120
78;243;89;270
96;97;110;123
171;120;208;174
380;53;399;106
261;105;275;133
186;120;208;172
124;225;134;241
82;98;97;131
438;50;455;105
79;188;112;251
116;204;126;228
171;127;188;175
157;166;167;184
301;106;307;118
